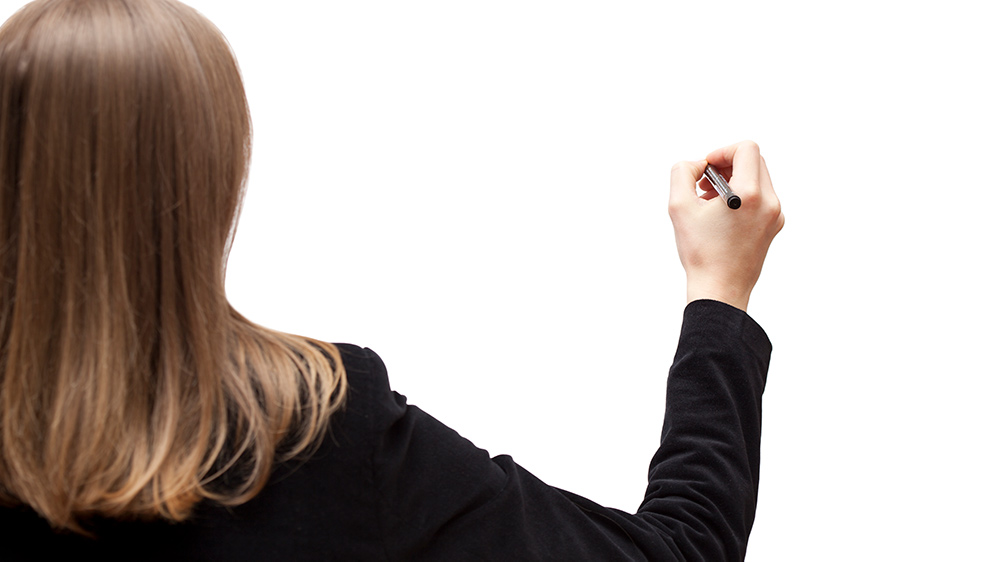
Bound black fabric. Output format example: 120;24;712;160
0;299;771;561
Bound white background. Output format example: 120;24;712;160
4;0;998;559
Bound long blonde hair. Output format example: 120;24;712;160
0;0;346;532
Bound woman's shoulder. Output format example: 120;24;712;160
330;343;401;415
332;343;384;377
315;343;409;452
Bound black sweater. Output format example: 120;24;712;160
1;300;771;560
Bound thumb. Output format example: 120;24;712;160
669;159;707;208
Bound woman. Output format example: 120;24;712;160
0;0;783;560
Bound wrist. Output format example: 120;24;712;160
685;277;751;312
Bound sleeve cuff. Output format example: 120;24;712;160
682;299;772;359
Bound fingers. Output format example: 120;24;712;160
668;159;707;207
706;140;761;197
705;140;758;170
672;142;778;215
697;177;719;200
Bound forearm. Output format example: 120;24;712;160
638;299;771;560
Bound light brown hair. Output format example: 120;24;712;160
0;0;346;532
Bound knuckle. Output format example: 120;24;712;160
765;200;783;223
740;190;762;206
739;140;760;153
667;199;682;218
769;203;782;221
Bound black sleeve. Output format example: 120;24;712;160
363;299;771;561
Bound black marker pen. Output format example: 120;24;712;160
704;164;741;210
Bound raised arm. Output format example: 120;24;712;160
367;141;784;560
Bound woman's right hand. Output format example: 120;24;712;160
668;141;784;311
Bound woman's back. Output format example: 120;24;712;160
3;316;772;561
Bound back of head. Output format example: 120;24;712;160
0;0;345;532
